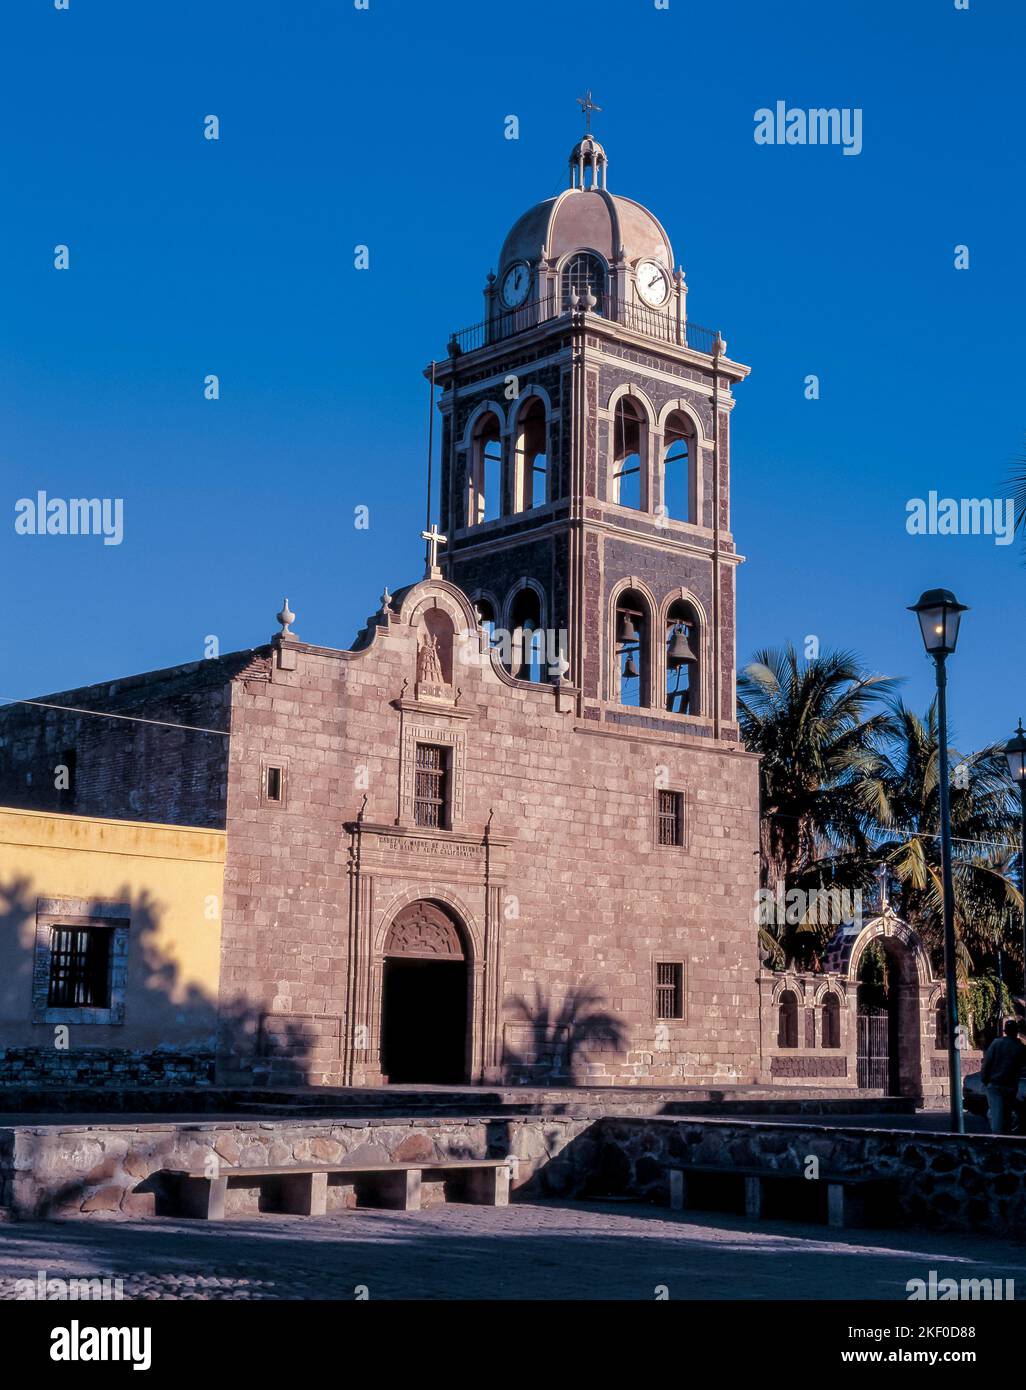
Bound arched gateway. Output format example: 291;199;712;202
380;900;470;1084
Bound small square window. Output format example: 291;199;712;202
657;789;685;846
47;925;111;1009
32;899;129;1025
655;961;685;1020
265;765;283;802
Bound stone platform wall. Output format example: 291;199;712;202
587;1116;1026;1236
5;1111;1023;1236
0;1114;592;1220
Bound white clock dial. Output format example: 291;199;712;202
636;259;670;308
501;262;530;308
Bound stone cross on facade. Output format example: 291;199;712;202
875;863;890;911
421;523;448;578
576;90;601;134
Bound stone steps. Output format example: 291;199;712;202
0;1081;914;1121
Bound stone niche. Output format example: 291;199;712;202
414;607;455;703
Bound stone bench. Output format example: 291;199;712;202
667;1163;895;1229
166;1158;513;1220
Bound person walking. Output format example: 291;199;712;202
980;1019;1026;1135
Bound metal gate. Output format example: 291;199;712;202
857;1012;889;1089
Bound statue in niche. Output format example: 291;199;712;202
413;608;455;702
417;632;445;686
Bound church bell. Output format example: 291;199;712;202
667;624;698;667
622;653;639;679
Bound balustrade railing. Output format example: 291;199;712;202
447;294;722;358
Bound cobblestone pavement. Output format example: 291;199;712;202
1;1200;1024;1300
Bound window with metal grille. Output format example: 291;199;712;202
655;961;684;1020
47;926;111;1009
413;743;449;828
561;252;606;313
657;790;684;846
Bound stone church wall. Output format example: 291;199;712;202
217;581;762;1088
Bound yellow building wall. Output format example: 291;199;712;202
0;807;225;1051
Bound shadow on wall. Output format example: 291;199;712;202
0;874;315;1089
502;985;626;1085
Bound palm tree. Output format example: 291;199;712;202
852;701;1022;985
738;645;899;968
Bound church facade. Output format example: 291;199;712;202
0;134;767;1089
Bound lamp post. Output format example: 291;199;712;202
1003;720;1026;1006
909;588;968;1134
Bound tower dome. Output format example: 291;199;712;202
496;137;674;284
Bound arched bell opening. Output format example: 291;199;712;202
614;589;651;708
664;598;701;716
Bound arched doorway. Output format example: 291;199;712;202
380;901;469;1085
853;930;924;1097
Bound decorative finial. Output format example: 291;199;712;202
380;586;392;616
714;333;727;357
276;598;295;637
576;90;602;134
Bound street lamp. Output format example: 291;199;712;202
1003;719;1026;1006
909;588;969;1134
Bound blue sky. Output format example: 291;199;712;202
2;0;1024;754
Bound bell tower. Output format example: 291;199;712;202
428;112;750;743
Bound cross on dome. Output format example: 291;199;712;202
570;93;608;190
576;90;602;134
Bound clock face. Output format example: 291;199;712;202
501;262;530;308
636;259;670;308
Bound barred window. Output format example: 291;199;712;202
414;744;450;829
655;961;684;1020
47;926;111;1009
657;789;684;846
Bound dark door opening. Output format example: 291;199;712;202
381;957;468;1084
